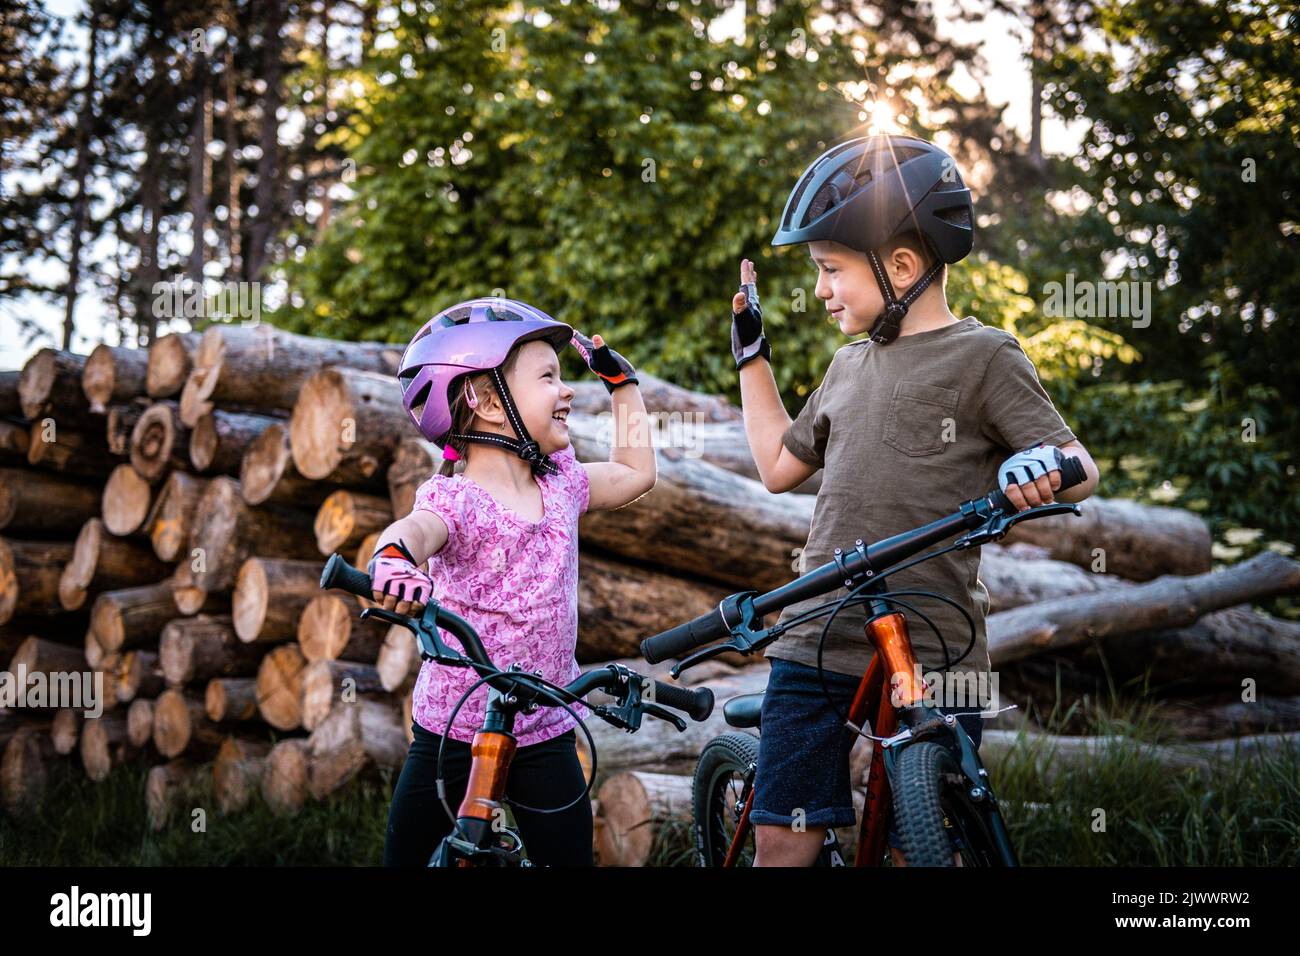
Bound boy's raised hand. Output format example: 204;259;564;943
731;258;771;370
997;444;1064;512
571;331;639;393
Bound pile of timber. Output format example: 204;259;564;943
2;326;1298;866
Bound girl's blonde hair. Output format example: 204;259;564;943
437;344;527;477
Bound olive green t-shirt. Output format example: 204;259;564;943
773;316;1076;680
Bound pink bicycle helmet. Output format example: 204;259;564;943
398;298;573;475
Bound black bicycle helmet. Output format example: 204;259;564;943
771;134;974;344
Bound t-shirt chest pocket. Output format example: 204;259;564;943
883;380;961;457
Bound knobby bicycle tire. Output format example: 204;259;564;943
693;731;760;867
891;741;1002;867
692;731;844;867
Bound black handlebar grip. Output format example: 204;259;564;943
640;608;728;664
989;455;1087;513
320;553;372;598
648;680;715;722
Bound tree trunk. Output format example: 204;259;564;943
187;475;320;592
213;735;271;814
2;725;58;815
127;697;155;747
60;517;169;611
51;708;83;755
300;659;385;731
90;581;182;654
247;0;283;280
142;470;209;562
102;463;153;535
82;345;148;414
27;423;116;479
239;420;334;507
179;324;402;426
106;399;150;456
204;676;259;722
146;332;202;398
159;614;263;686
376;624;421;693
190;409;283;474
297;593;386;663
306;697;405;800
129;400;189;483
80;712;131;782
261;737;309;815
145;758;199;830
256;642;307;730
152;687;223;759
289;366;413;486
313;489;391;556
1004;495;1212;581
0;538;74;624
595;771;693;867
989;552;1300;665
232;556;324;644
18;349;92;423
0;466;100;536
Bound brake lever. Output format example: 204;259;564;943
954;501;1081;549
361;604;468;667
642;702;687;732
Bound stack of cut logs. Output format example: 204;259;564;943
2;324;1298;865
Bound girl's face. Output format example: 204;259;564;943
496;339;575;453
809;240;882;337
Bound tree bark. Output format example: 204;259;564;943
152;687;223;759
190;409;283;474
18;349;92;423
239;420;334;507
300;659;385;731
594;771;693;867
305;697;405;800
60;517;169;611
179;324;402;426
213;735;271;814
142;470;209;562
0;538;74;624
0;466;100;536
205;676;259;722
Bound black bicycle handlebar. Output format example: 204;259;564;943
318;554;713;722
640;457;1088;664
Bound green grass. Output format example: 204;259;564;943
0;760;393;866
992;696;1300;866
5;697;1298;865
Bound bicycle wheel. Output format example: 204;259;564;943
891;741;1001;867
692;732;759;867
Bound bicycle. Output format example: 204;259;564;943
641;458;1089;867
319;556;715;867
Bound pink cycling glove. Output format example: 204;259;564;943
367;539;434;605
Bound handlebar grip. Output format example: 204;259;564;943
320;553;372;598
640;608;728;664
989;455;1087;513
648;680;714;722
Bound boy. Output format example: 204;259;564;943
730;134;1100;866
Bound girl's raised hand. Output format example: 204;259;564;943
570;330;639;394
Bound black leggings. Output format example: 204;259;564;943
383;722;593;867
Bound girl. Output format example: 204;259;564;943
371;297;655;866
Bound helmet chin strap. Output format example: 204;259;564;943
445;366;559;477
864;249;945;345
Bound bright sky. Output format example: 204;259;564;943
1;0;1083;371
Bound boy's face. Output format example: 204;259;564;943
809;239;884;337
501;339;575;454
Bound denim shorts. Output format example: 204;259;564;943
750;657;984;848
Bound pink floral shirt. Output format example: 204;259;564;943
409;445;590;745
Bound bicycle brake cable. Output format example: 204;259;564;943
433;667;600;826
